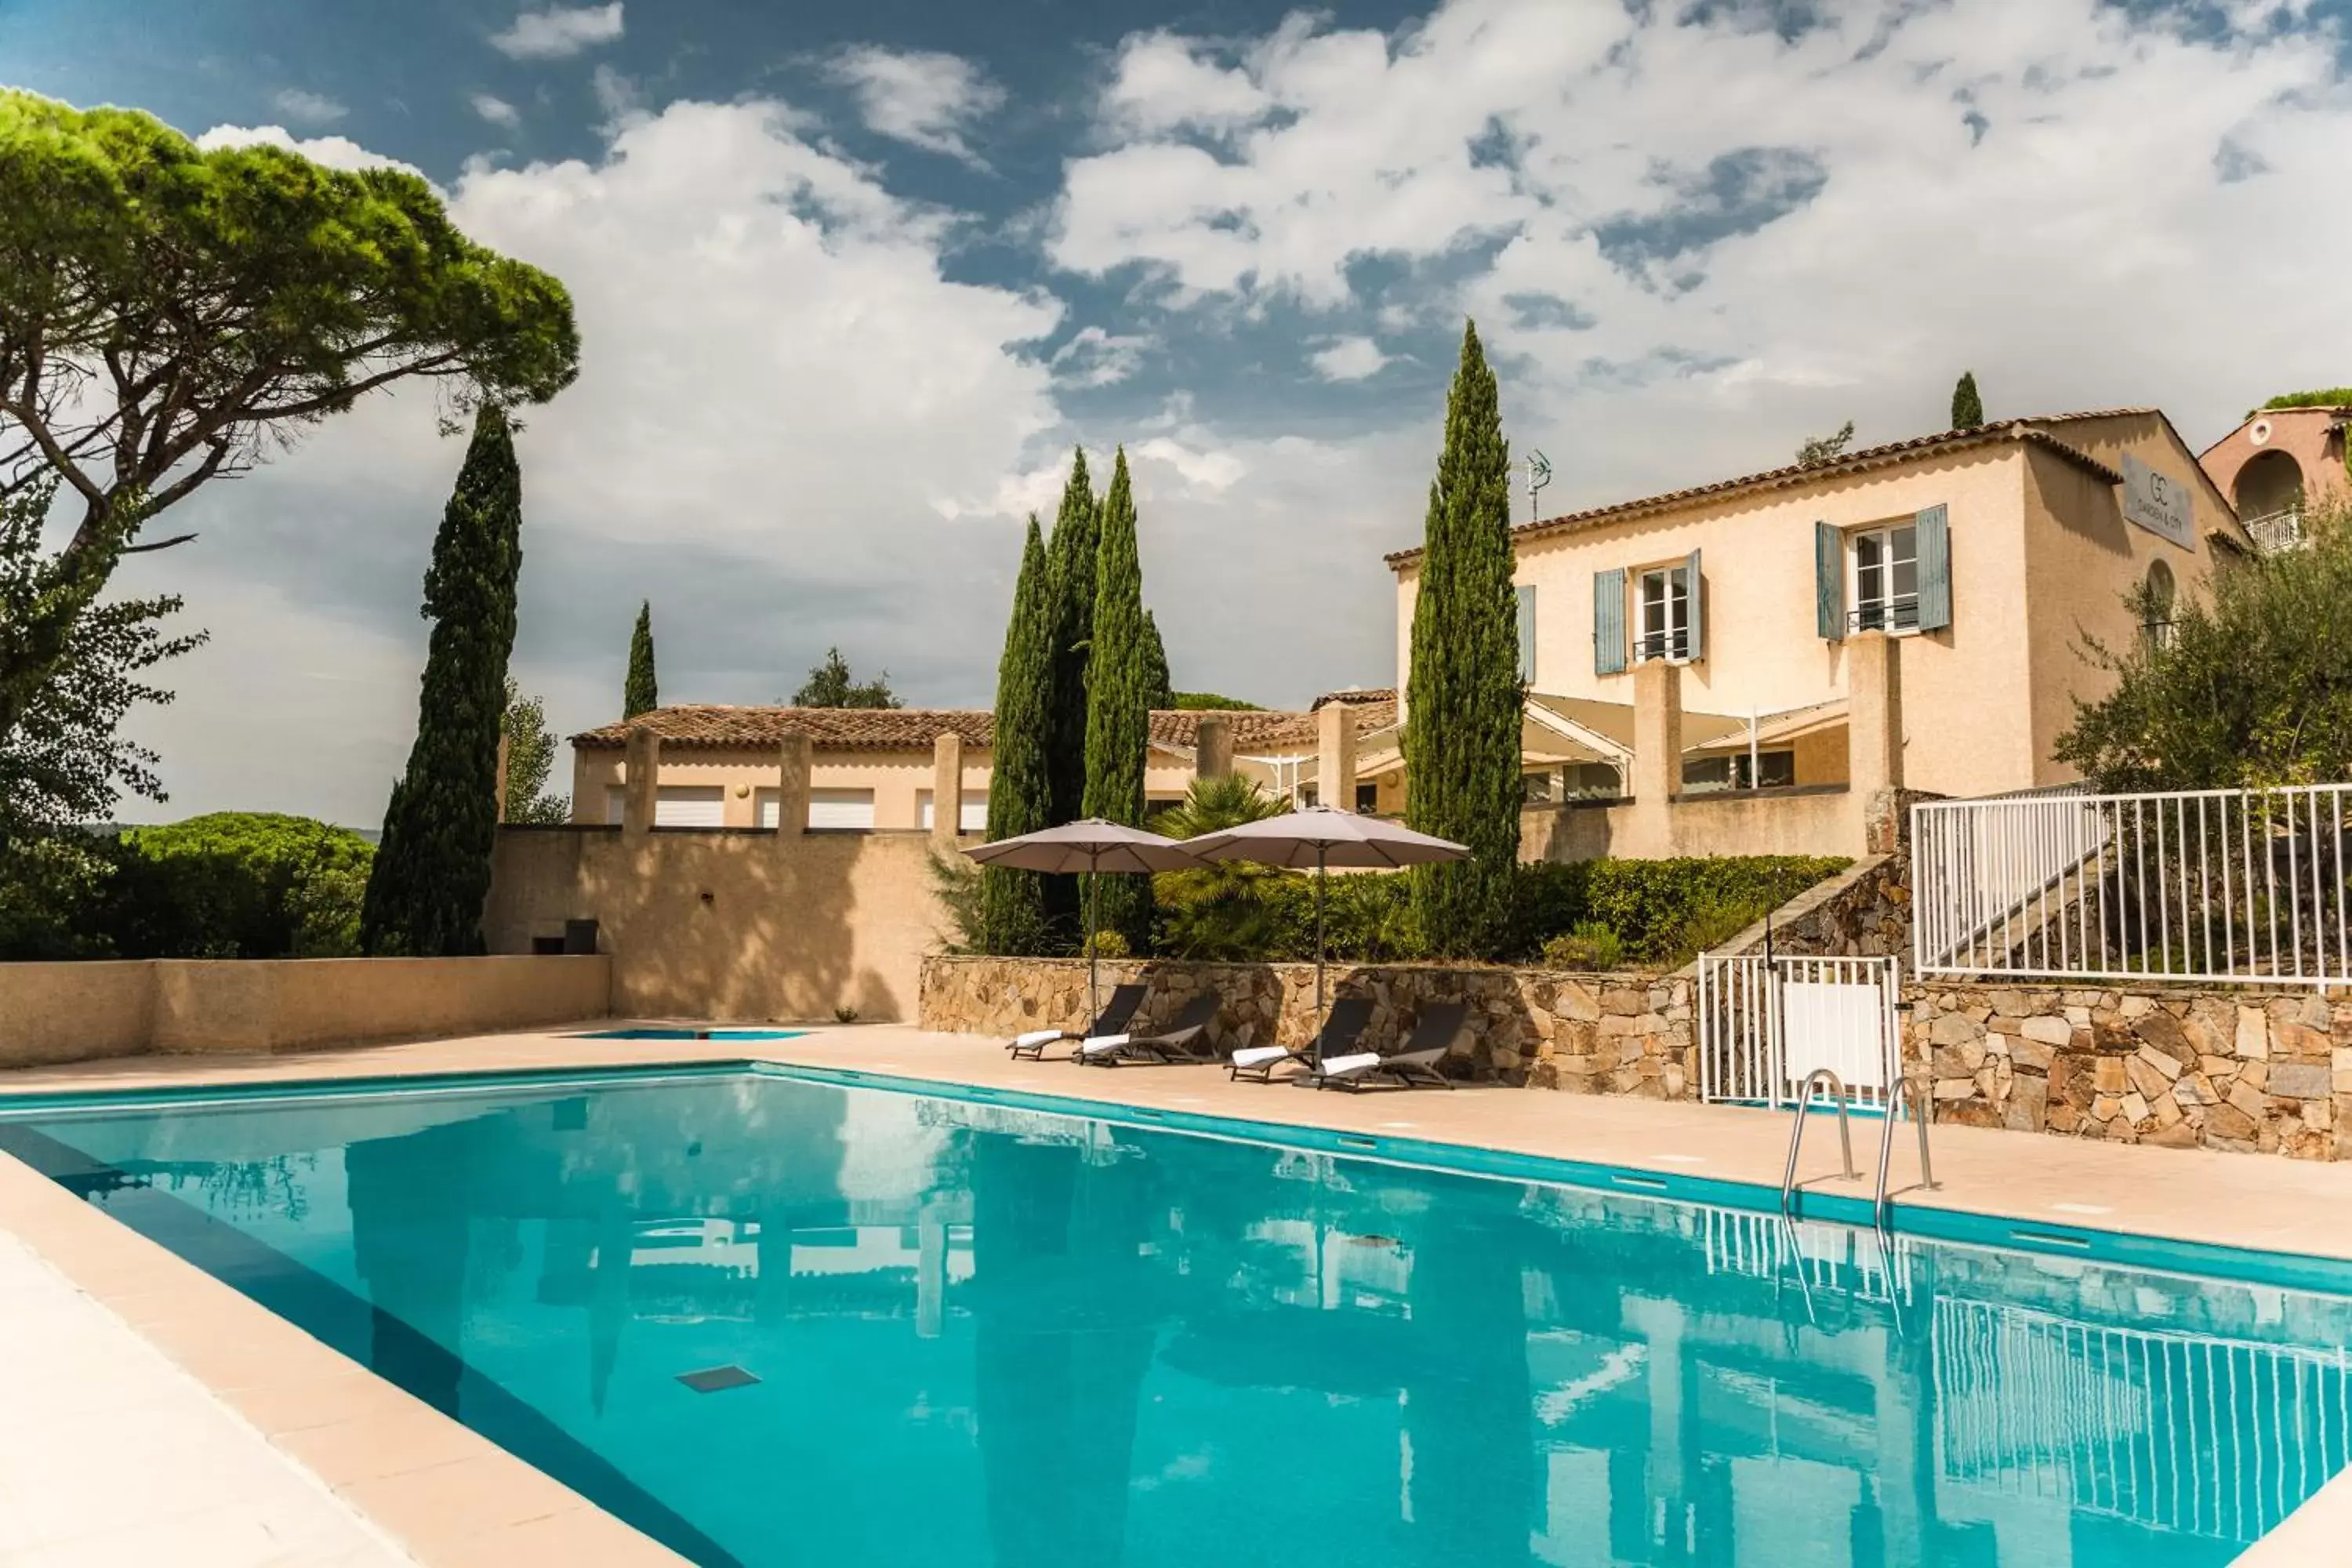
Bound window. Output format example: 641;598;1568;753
1566;762;1624;799
805;788;875;830
1522;770;1556;805
1635;564;1691;662
2142;558;2177;650
1355;782;1380;814
606;785;725;826
1680;750;1795;793
1852;523;1920;632
916;789;989;832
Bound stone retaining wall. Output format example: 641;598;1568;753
920;955;1696;1094
1908;982;2352;1160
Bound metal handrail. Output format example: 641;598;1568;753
1780;1068;1857;1214
1873;1078;1940;1232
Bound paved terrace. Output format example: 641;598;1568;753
2;1021;2350;1565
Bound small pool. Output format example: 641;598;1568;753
0;1064;2344;1567
575;1028;810;1041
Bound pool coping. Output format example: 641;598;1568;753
0;1116;695;1566
5;1023;2352;1565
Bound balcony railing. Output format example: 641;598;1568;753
2245;507;2305;554
1848;596;1920;634
1634;629;1690;662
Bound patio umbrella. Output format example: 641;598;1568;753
964;818;1197;1019
1179;807;1468;1018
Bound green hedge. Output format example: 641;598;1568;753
1152;853;1848;968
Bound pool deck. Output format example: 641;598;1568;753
3;1019;2352;1565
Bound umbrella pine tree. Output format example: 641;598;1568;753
1082;448;1155;952
1403;321;1522;959
361;407;526;956
979;517;1054;953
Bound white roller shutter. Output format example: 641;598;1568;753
808;788;876;830
917;790;989;831
754;788;786;829
654;786;724;827
604;786;626;825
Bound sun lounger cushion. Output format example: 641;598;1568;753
1229;1044;1294;1069
1014;1028;1066;1049
1078;1033;1131;1056
1316;1052;1381;1077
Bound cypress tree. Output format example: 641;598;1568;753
1081;448;1154;953
1043;448;1099;825
1951;371;1984;430
1403;321;1522;960
979;516;1054;953
361;406;526;956
1040;448;1100;943
623;601;658;718
1142;608;1173;711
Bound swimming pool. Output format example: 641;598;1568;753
1;1063;2344;1567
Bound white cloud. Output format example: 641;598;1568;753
193;125;426;180
827;46;1004;166
1050;325;1152;388
146;97;1065;822
490;2;624;60
590;64;641;123
1309;336;1391;382
472;94;522;129
1056;0;2352;477
271;89;346;125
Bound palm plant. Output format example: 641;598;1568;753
1150;775;1294;960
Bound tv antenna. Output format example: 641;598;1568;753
1526;449;1553;525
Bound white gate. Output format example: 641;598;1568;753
1697;953;1903;1111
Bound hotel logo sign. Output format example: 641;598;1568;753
2122;453;2194;549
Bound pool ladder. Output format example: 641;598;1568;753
1777;1069;1940;1229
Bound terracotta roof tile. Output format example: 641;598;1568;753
571;706;996;752
573;698;1398;754
1383;413;2142;568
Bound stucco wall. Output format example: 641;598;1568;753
485;825;947;1022
0;956;611;1067
571;743;1205;828
1520;786;1860;863
2198;406;2350;516
1395;445;2038;798
2019;417;2230;787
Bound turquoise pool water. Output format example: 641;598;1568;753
575;1029;811;1040
2;1065;2347;1567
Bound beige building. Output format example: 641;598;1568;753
1388;409;2246;815
2198;400;2349;553
564;697;1399;832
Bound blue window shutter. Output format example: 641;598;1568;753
1916;503;1951;631
1815;521;1844;641
1516;583;1537;686
1593;568;1626;675
1684;547;1704;662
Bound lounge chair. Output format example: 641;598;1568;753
1229;996;1374;1083
1079;993;1221;1066
1311;1001;1468;1091
1008;984;1145;1061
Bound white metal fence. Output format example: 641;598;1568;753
1935;1298;2352;1545
1913;784;2352;987
1697;953;1904;1110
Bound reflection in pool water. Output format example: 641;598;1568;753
3;1073;2347;1567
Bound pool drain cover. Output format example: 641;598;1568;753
677;1364;760;1394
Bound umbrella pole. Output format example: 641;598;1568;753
1087;848;1100;1023
1315;844;1328;1024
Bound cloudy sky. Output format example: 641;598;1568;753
5;0;2350;826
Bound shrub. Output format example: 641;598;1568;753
1575;855;1846;963
101;812;375;959
1151;777;1293;960
1079;927;1131;959
1541;921;1624;971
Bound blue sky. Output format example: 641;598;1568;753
3;0;2348;824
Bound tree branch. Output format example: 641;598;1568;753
120;532;198;555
